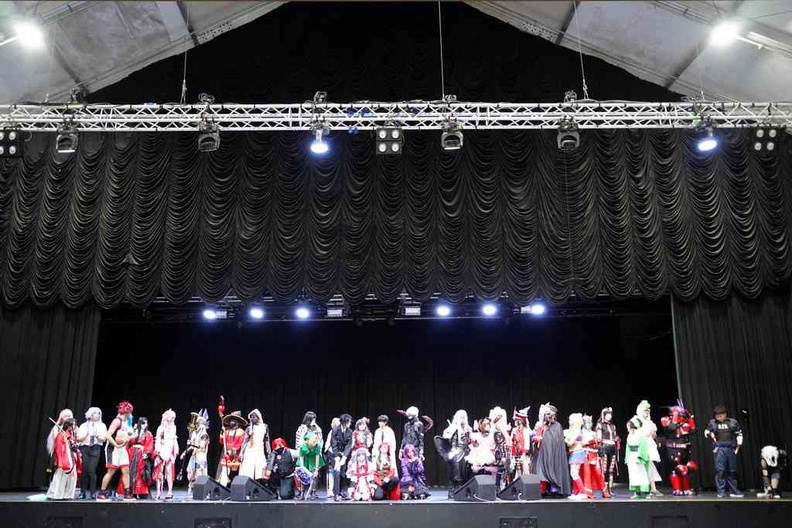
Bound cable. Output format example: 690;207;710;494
179;2;191;104
437;0;446;99
571;0;589;100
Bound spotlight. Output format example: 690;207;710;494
198;120;220;152
296;307;311;320
711;20;740;47
202;308;218;321
481;303;498;317
13;21;45;49
697;126;718;152
310;126;329;155
441;122;463;151
557;120;580;152
753;128;778;152
403;305;421;317
375;127;404;155
326;307;345;318
55;122;78;154
249;307;265;320
436;304;452;317
520;303;547;316
0;128;23;159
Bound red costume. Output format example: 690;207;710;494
660;401;698;495
581;428;609;498
219;427;245;483
373;464;401;500
118;430;154;496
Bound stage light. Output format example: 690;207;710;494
441;122;463;151
296;307;310;320
531;303;547;315
697;126;718;152
198;120;220;152
557;121;580;152
202;308;218;321
481;303;498;316
310;127;329;155
403;305;421;316
0;128;23;159
55;123;78;154
754;128;778;152
711;20;739;47
375;127;404;155
326;307;345;318
436;304;452;317
14;21;45;49
249;307;264;320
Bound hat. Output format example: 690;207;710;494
222;411;248;427
513;406;530;422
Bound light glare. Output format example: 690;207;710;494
202;308;217;320
482;303;498;316
710;21;739;47
14;21;45;49
249;307;264;320
436;305;451;317
296;307;310;319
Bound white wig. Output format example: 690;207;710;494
85;407;102;420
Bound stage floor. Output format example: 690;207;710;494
1;487;791;528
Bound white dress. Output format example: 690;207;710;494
638;418;662;482
373;426;399;477
240;423;269;479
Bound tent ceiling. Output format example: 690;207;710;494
0;1;790;104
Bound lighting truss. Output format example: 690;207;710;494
0;100;791;132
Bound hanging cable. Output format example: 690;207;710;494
571;0;590;100
179;3;191;104
437;0;446;99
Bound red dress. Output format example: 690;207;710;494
581;432;608;497
220;430;245;471
118;431;155;495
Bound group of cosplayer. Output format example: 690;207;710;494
44;397;787;502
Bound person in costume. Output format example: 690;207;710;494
511;407;532;480
240;409;271;482
399;443;429;500
373;415;399;478
324;417;340;495
265;437;299;500
398;406;433;460
626;417;652;499
660;400;698;496
466;417;496;474
47;418;79;500
97;401;134;501
218;411;247;486
532;403;572;497
758;445;787;499
435;409;472;496
565;413;589;500
347;448;375;501
327;413;354;501
352;417;373;454
581;414;609;499
595;407;619;497
373;450;401;500
47;409;74;482
705;405;744;498
182;409;210;492
489;407;512;448
153;409;179;500
124;417;154;499
296;411;322;450
297;432;325;500
631;400;662;496
76;407;107;499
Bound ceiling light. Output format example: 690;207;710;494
557;120;580;152
403;305;421;316
13;21;44;49
697;126;718;152
441;122;463;151
711;20;740;47
326;307;345;318
55;122;78;154
436;304;452;317
198;120;220;152
296;307;311;320
375;126;403;155
310;127;329;155
754;128;778;152
202;308;218;321
0;128;23;159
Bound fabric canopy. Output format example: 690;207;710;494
0;128;789;309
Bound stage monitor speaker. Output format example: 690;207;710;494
230;475;276;502
452;474;497;502
192;475;231;501
497;474;542;501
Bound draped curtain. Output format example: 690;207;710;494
0;129;789;308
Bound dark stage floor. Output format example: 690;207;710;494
1;487;791;528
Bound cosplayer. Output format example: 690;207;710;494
532;403;572;497
493;430;510;490
352;417;373;455
296;411;322;450
47;409;74;482
373;415;399;477
240;409;271;481
373;450;401;500
631;400;662;495
264;438;298;500
324;417;340;494
581;414;609;499
46;418;79;500
153;409;179;500
758;446;787;499
511;407;532;480
595;407;619;496
98;401;134;501
467;417;498;481
704;405;744;498
435;409;472;496
400;444;430;500
564;413;588;500
347;448;375;501
124;417;154;499
327;414;354;501
660;400;698;496
217;411;247;486
296;432;325;500
490;407;512;447
398;406;433;460
76;407;107;499
181;409;210;492
626;417;653;499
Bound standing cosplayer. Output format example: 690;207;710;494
46;418;79;500
296;411;322;450
154;409;179;500
182;409;210;492
373;415;399;477
581;414;609;499
758;446;787;499
398;406;433;461
327;414;354;501
631;400;662;496
435;409;472;496
47;409;74;482
660;400;698;496
595;407;619;497
704;405;744;498
532;403;572;497
97;401;134;501
125;417;154;499
217;412;247;486
626;417;652;499
564;413;588;500
352;418;373;455
240;409;271;481
511;407;532;480
76;407;107;499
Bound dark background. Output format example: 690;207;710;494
93;303;675;486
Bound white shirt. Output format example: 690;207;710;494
77;420;108;447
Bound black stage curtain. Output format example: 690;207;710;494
92;312;675;486
0;303;101;489
673;290;792;490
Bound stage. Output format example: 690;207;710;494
2;488;790;528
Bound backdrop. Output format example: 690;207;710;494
92;311;675;487
674;289;792;490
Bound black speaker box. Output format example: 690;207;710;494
497;474;542;501
192;475;231;501
229;475;276;501
451;474;497;502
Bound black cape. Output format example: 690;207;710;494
534;422;572;496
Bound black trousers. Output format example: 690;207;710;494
80;445;102;494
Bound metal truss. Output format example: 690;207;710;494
1;100;791;132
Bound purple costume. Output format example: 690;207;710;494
399;445;429;499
